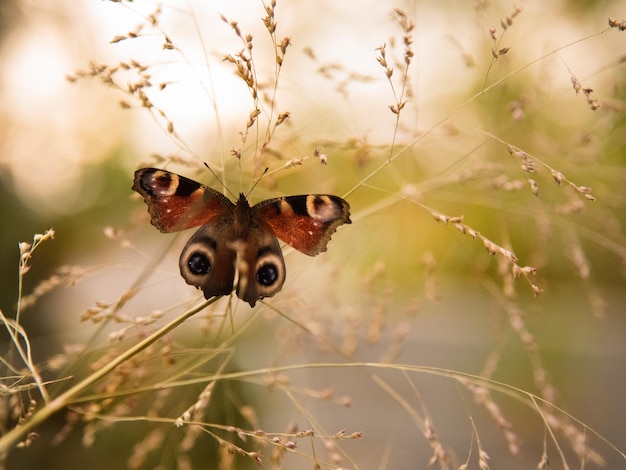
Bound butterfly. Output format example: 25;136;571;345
132;168;351;306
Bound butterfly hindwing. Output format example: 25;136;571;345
177;194;287;307
179;221;237;300
235;222;286;307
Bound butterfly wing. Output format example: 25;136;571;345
179;221;237;301
132;168;234;232
235;222;286;307
178;195;287;307
254;195;351;256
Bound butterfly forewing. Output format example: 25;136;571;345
254;195;351;256
133;168;234;232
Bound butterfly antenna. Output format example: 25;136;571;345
246;167;269;198
203;162;236;199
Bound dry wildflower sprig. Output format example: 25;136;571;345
221;0;292;166
266;301;571;468
477;282;607;467
80;288;137;324
608;17;626;31
0;298;216;453
562;230;607;317
222;45;256;97
17;229;55;280
480;131;595;202
471;384;522;458
69;59;179;141
107;5;163;44
178;419;363;467
390;8;415;67
505;144;595;201
176;356;232;428
173;365;235;461
376;9;415;160
181;398;363;466
145;419;266;466
422;417;450;467
483;5;523;89
411;195;542;295
570;75;600;110
15;228;56;317
67;4;202;155
259;146;331;179
261;0;290;67
555;52;601;111
452;216;542;295
1;229;56;419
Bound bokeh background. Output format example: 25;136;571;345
0;0;624;468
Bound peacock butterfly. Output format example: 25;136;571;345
132;168;351;306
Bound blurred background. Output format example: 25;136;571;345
0;0;624;468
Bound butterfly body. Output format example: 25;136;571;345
132;168;351;306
